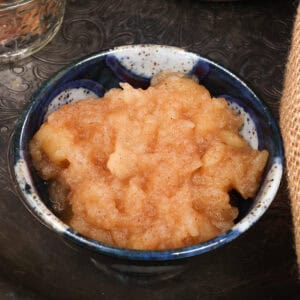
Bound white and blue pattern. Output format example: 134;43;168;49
13;45;283;261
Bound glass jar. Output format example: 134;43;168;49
0;0;65;63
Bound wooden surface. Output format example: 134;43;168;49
0;0;299;299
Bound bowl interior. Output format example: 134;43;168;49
13;45;283;260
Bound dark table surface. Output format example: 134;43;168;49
0;0;299;299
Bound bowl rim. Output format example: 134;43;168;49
12;44;284;261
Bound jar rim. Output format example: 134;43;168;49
0;0;35;10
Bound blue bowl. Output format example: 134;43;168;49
12;45;283;278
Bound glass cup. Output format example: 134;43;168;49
0;0;65;63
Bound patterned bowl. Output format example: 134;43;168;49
12;45;283;280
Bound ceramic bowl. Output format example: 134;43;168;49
12;45;283;281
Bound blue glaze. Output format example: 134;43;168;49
47;79;105;103
44;79;105;119
63;227;241;261
220;94;264;150
189;60;210;81
105;54;150;89
12;45;284;263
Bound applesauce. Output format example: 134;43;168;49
30;73;268;250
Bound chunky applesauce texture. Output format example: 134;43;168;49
30;73;268;250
